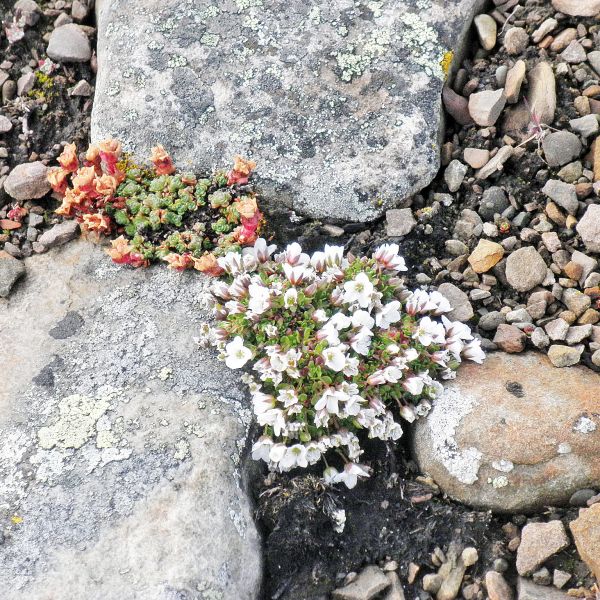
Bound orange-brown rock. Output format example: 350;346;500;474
468;239;504;273
413;353;600;512
570;504;600;581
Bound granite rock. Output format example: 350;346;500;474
0;240;262;599
92;0;486;222
412;353;600;512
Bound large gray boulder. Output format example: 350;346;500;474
0;240;261;599
412;352;600;513
92;0;485;222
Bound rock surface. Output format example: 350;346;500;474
0;251;25;298
551;0;600;17
92;0;486;222
570;503;600;581
412;352;600;512
0;241;261;599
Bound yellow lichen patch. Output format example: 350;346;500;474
11;515;23;525
440;50;454;78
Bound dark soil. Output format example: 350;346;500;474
0;0;95;255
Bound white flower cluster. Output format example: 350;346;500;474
200;239;485;489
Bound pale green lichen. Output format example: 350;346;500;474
335;29;391;82
168;54;188;68
235;0;262;10
398;12;447;80
38;394;110;450
200;32;220;47
308;6;321;25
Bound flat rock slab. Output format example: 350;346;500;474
92;0;485;222
0;241;261;599
412;352;600;513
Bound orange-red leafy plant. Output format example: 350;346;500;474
48;140;262;273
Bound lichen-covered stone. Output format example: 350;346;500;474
412;352;600;512
0;240;261;599
92;0;485;222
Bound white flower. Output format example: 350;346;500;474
311;251;326;271
441;315;473;340
312;309;328;322
283;263;312;285
349;327;373;355
279;444;308;470
343;272;374;308
251;436;273;462
315;388;348;415
277;388;299;408
248;282;271;314
278;242;310;266
269;443;287;463
373;243;407;272
405;289;436;315
225;336;253;369
211;281;231;300
323;466;340;485
399;403;417;422
324;244;344;268
284;288;298;308
383;365;404;383
306;443;322;464
252;391;275;415
403;376;424;396
351;310;375;330
322;345;347;372
412;316;446;347
343;356;359;377
218;251;244;275
258;408;286;436
344;394;365;416
264;324;278;338
338;462;371;489
244;237;276;263
462;339;485;364
375;300;402;329
328;312;352;330
428;290;453;315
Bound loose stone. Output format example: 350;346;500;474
437;283;474;322
570;503;600;581
570;114;599;138
474;14;497;51
576;205;600;253
527;62;556;125
493;324;526;353
503;27;529;56
444;160;468;192
476;146;514;180
560;40;587;64
332;565;390;600
547;344;583;367
505;247;548;292
4;161;50;200
541;180;578;215
463;148;490;169
516;521;570;576
542;131;582;168
505;60;526;104
37;221;80;249
385;208;416;237
551;0;600;17
468;89;506;127
47;23;92;63
0;250;25;298
468;239;504;273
